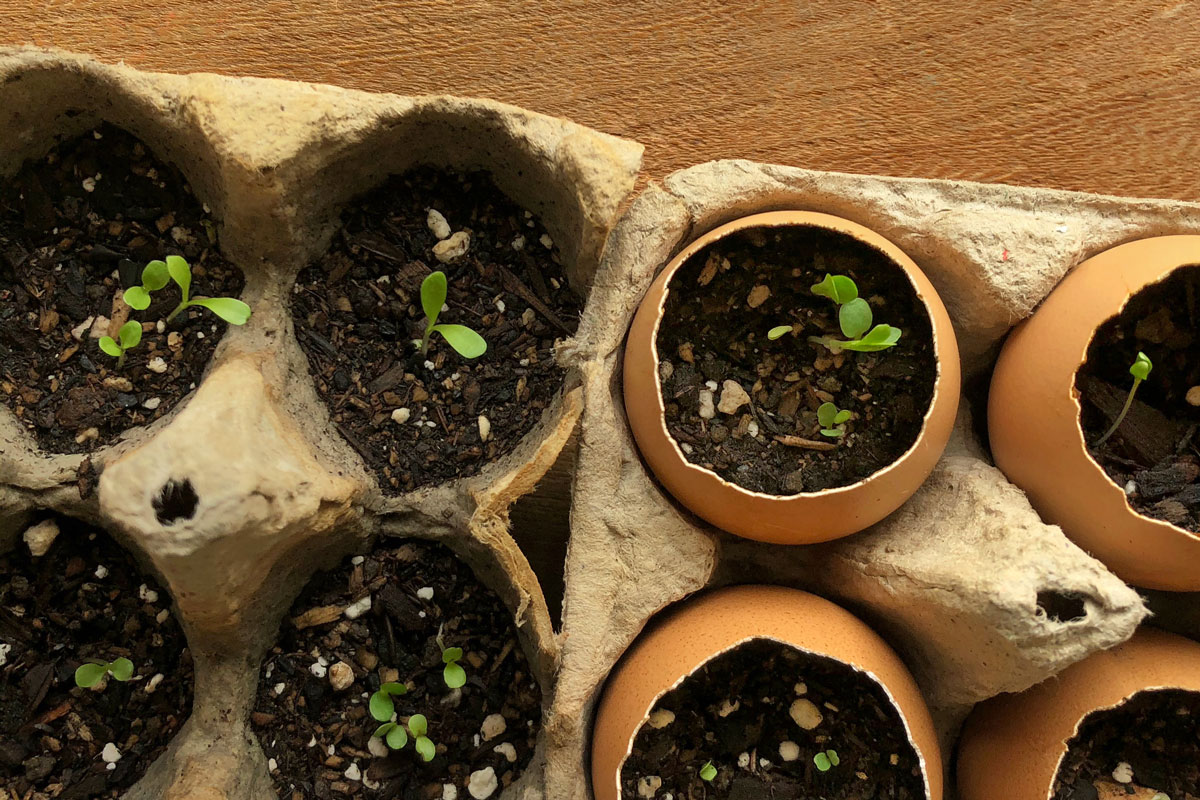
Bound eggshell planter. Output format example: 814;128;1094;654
590;585;942;800
957;627;1200;800
989;236;1200;591
4;47;1200;800
623;211;962;544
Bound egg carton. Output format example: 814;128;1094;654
1;47;1197;800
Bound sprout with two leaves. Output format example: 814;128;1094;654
417;271;487;359
699;761;717;782
98;321;144;370
769;273;901;353
813;749;841;772
124;256;251;325
74;657;134;689
817;401;852;438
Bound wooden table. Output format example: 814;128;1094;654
3;0;1200;201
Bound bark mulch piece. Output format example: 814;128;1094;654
657;225;937;495
0;123;245;455
0;517;195;798
290;167;582;494
1078;265;1200;532
1052;688;1200;800
621;639;927;800
253;540;543;800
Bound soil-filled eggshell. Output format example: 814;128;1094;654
957;627;1200;800
623;211;960;544
590;585;942;800
988;236;1200;590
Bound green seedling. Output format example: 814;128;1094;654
98;320;143;369
368;680;408;723
442;646;466;690
416;270;487;359
74;657;134;688
699;761;717;782
157;255;251;325
770;273;901;353
1093;351;1152;447
817;401;852;438
813;749;840;772
372;713;436;761
122;259;170;310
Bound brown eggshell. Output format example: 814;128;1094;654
957;627;1200;800
590;585;942;800
988;236;1200;590
623;211;960;544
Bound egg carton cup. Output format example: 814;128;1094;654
0;47;1194;800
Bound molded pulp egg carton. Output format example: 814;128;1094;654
2;48;1199;800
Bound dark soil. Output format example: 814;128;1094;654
290;168;582;493
0;517;195;797
657;226;937;495
1077;265;1200;532
253;540;543;799
621;638;927;800
0;123;245;455
1052;689;1200;800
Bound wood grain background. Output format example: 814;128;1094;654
3;1;1200;200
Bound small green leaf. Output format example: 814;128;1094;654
194;297;252;325
421;271;447;326
1130;351;1152;381
98;337;123;358
820;428;845;438
826;750;840;767
842;324;902;352
142;260;170;291
74;662;108;688
407;713;428;737
699;761;717;782
833;410;852;424
167;255;191;302
108;657;134;681
414;735;435;762
767;325;793;340
373;722;396;739
442;647;463;665
817;402;838;428
369;691;395;722
118;320;142;350
444;662;466;689
814;752;832;772
811;273;858;304
380;682;408;696
386;724;408;750
838;297;873;339
123;286;151;311
433;324;487;359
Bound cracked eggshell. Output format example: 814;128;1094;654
957;627;1200;800
988;236;1200;590
590;585;941;800
623;211;960;544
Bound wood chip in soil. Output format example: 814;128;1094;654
0;517;194;797
252;540;542;799
289;167;582;493
0;123;245;454
1078;265;1200;532
621;639;927;800
657;226;937;495
1052;688;1200;799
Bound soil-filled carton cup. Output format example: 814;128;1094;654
623;211;960;544
590;585;942;800
989;236;1200;591
957;627;1200;800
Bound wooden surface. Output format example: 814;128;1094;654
2;1;1200;200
